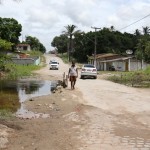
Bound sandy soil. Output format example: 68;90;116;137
0;54;150;150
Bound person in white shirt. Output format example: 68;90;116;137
68;61;78;90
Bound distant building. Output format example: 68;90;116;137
16;44;31;51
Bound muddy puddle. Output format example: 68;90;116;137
0;79;59;119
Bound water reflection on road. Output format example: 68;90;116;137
16;79;52;119
17;80;52;103
0;79;54;119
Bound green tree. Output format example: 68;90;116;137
0;39;13;70
142;26;150;35
0;17;22;45
145;41;150;62
135;26;150;62
135;37;149;62
63;25;80;37
134;29;141;36
72;32;92;62
62;25;80;61
52;25;150;63
109;26;115;32
51;35;68;54
0;39;13;51
39;43;46;53
25;36;40;50
25;36;46;53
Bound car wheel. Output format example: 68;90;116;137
81;75;84;79
94;76;97;79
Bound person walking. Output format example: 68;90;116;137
68;61;78;90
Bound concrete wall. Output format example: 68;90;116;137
130;60;150;71
32;56;40;65
11;56;40;65
11;58;35;65
110;60;150;71
113;61;125;71
91;59;150;71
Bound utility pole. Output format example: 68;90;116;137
68;36;71;62
91;27;101;67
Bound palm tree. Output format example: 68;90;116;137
110;26;115;32
134;29;141;36
63;24;80;38
142;26;150;35
63;25;80;61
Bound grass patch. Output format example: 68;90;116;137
1;52;45;80
107;67;150;88
144;66;150;74
21;50;43;56
0;109;14;120
4;63;41;80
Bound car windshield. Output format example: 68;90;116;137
51;62;58;64
84;64;95;68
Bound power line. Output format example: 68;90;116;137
119;13;150;31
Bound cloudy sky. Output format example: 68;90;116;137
0;0;150;51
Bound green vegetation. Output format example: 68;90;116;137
0;109;14;120
51;25;150;63
24;36;46;53
57;53;69;63
0;51;45;79
5;63;41;79
107;66;150;87
0;54;11;71
57;52;77;64
144;65;150;73
24;50;43;56
0;17;46;53
0;17;22;46
22;50;46;65
0;39;13;50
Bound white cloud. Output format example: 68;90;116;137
0;0;150;51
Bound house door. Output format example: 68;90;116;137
125;61;128;71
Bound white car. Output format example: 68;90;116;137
80;64;97;79
49;61;59;70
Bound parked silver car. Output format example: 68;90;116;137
80;64;97;79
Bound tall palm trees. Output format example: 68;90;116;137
135;26;150;66
63;25;77;38
134;29;141;36
63;25;80;62
143;26;150;35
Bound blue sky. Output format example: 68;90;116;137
0;0;150;51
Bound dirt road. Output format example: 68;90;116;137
1;54;150;150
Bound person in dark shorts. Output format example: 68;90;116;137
68;61;78;90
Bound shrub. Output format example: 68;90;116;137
108;66;150;88
4;63;41;79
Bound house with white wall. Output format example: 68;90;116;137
16;44;31;51
88;53;149;71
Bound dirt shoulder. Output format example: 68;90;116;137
5;87;89;150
